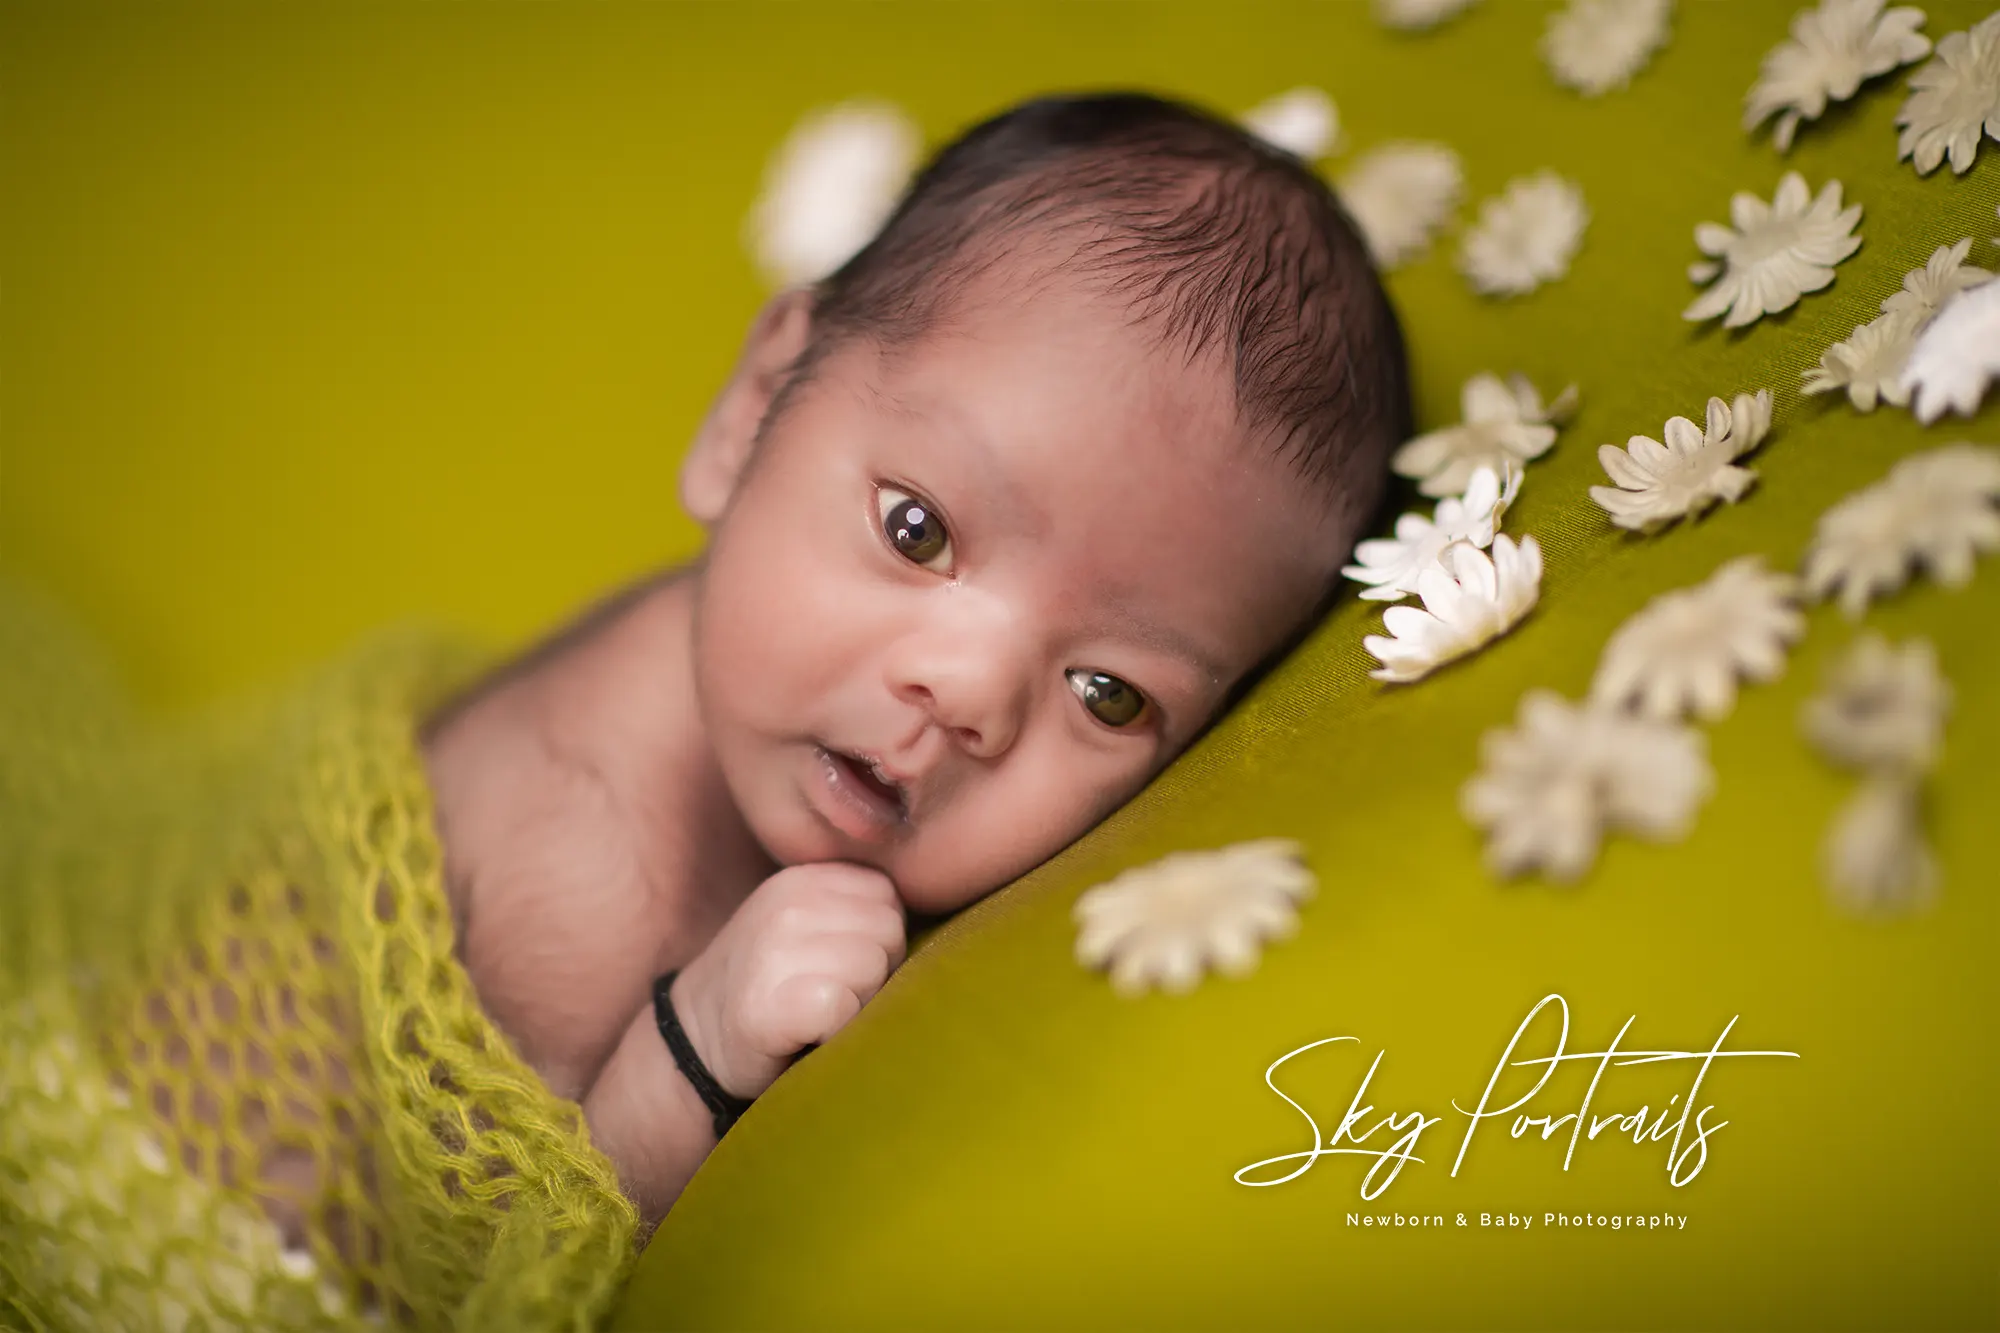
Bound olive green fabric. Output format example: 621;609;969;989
1;3;1995;1331
611;5;2000;1331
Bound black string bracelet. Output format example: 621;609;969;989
653;970;756;1141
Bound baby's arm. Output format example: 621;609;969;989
582;862;908;1227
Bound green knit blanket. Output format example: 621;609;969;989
0;588;639;1332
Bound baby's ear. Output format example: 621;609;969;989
680;289;816;525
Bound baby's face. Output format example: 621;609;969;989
689;275;1347;916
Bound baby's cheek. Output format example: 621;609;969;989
904;741;1140;914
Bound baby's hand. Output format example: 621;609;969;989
669;863;907;1104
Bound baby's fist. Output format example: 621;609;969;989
670;862;907;1105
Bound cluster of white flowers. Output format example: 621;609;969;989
1459;172;1591;296
1743;0;1931;152
746;102;921;289
1464;551;1803;882
1803;238;1994;411
1802;442;2000;617
1802;635;1953;912
1895;11;2000;175
1461;690;1712;881
1588;389;1774;532
1543;0;1675;97
1358;370;1575;685
1684;173;1864;327
1072;840;1316;995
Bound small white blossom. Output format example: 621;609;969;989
1802;312;1923;410
747;102;920;288
1544;0;1674;96
1342;464;1523;601
1744;0;1931;151
1895;12;2000;174
1801;632;1953;774
1462;690;1713;882
1243;87;1341;162
1880;236;1995;320
1802;443;2000;616
1823;774;1936;914
1364;536;1543;683
1336;142;1464;269
1684;173;1863;327
1589;390;1775;533
1592;557;1805;722
1900;280;2000;421
1073;840;1315;995
1393;372;1579;497
1459;172;1591;296
1376;0;1480;31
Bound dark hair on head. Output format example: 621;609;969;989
763;91;1413;728
779;90;1414;556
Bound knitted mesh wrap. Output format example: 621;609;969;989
0;590;640;1332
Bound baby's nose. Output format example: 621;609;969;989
886;617;1033;760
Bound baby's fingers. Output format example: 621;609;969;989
767;970;867;1051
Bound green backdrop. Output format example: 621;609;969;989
3;3;1996;1330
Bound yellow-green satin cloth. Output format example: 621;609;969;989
0;2;1994;1329
614;4;2000;1330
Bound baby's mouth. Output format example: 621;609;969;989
817;745;909;824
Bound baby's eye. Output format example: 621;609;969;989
1066;669;1147;728
876;486;952;569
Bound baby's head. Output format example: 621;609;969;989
681;91;1411;916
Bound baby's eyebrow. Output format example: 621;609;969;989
875;385;1041;537
1095;604;1225;688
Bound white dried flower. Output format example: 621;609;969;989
1342;463;1523;601
1895;11;2000;174
1544;0;1674;96
1684;173;1863;327
1073;839;1315;995
1900;280;2000;422
1363;535;1543;683
1802;443;2000;616
1336;142;1465;269
1393;371;1580;497
1880;236;1996;320
1243;87;1341;161
1744;0;1931;151
1801;632;1953;774
746;102;920;288
1823;774;1936;914
1802;312;1924;410
1589;390;1775;533
1462;690;1713;882
1592;556;1806;722
1459;172;1591;296
1376;0;1480;31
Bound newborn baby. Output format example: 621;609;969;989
420;91;1411;1229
